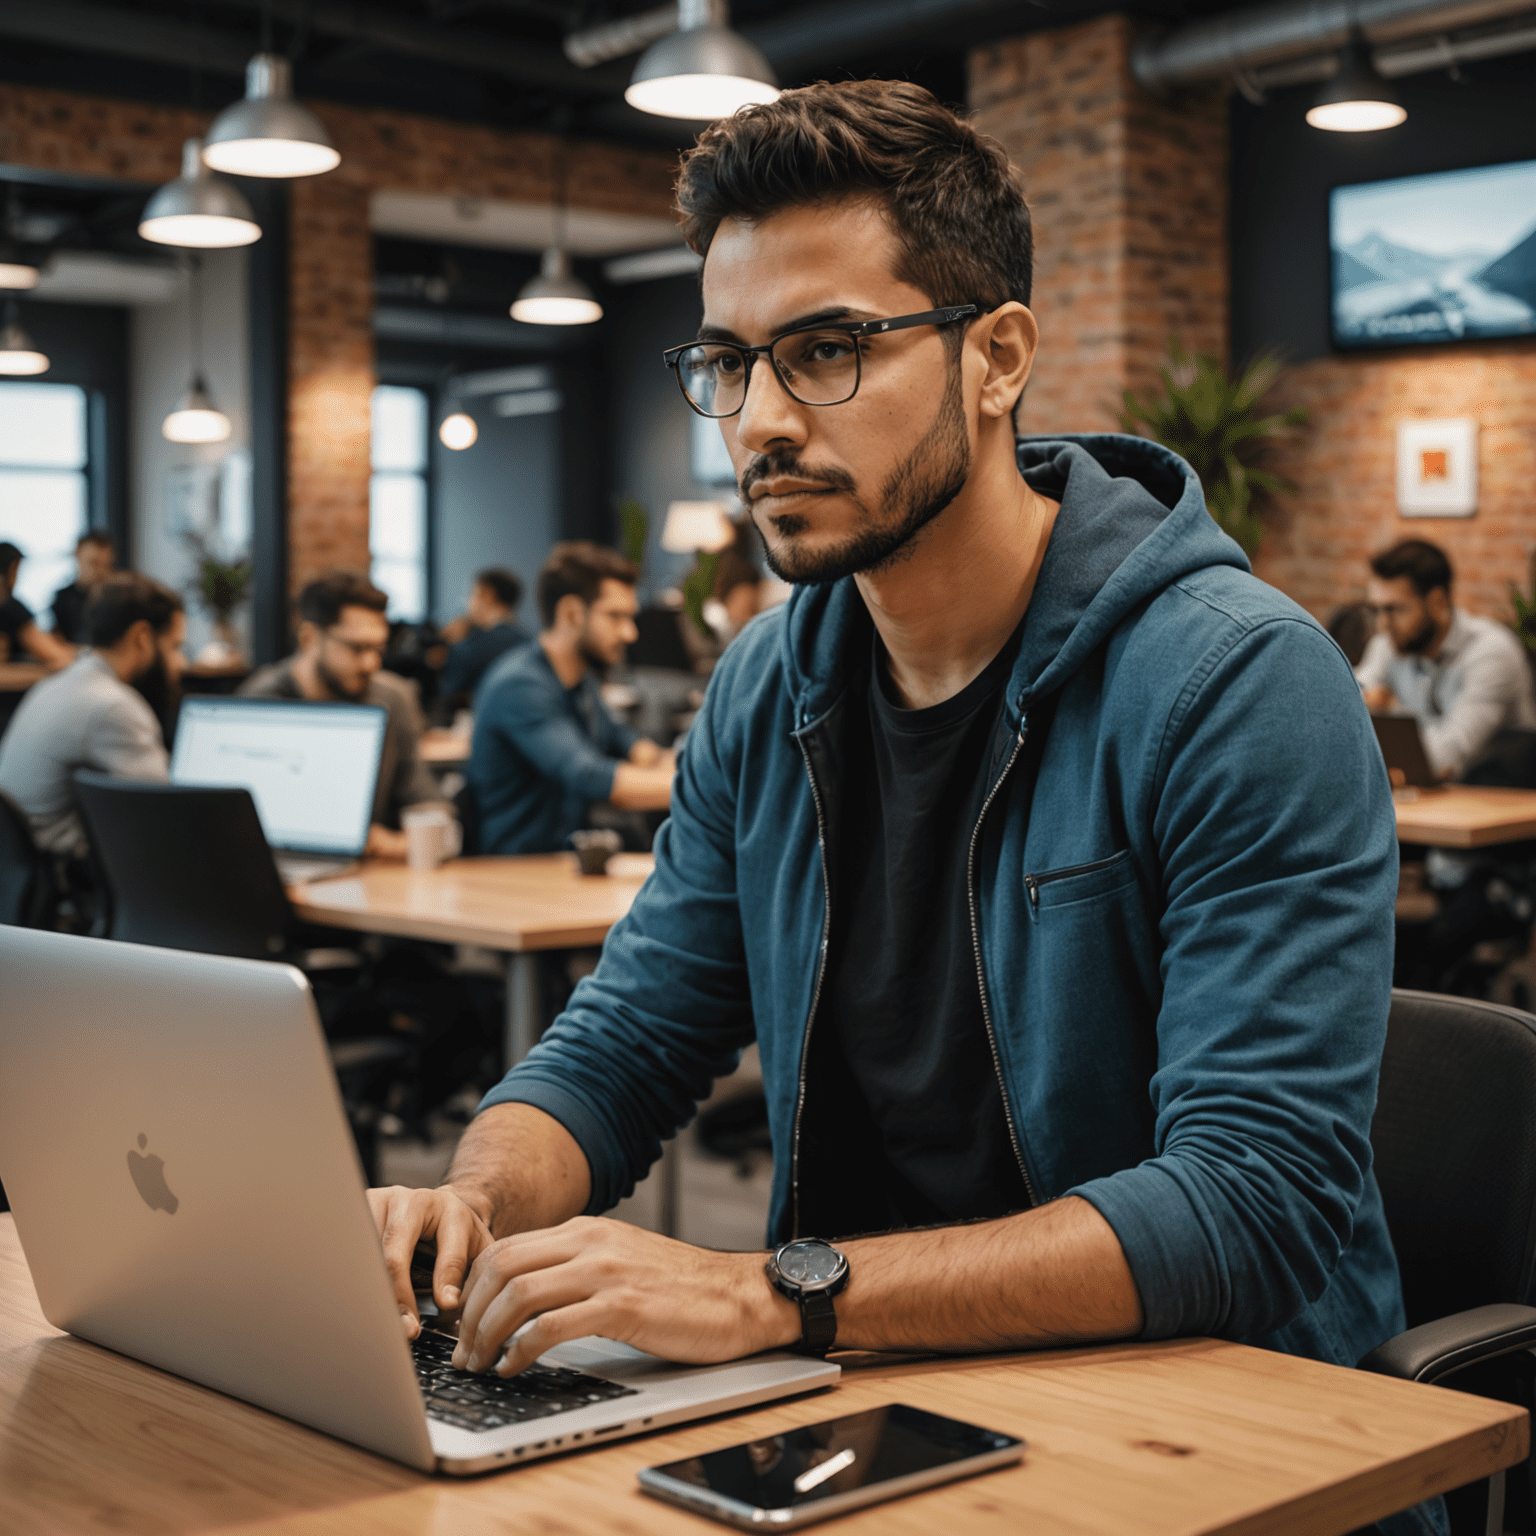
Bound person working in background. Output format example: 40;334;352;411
1358;538;1536;780
435;567;529;713
50;530;116;644
0;543;74;671
240;572;451;860
469;542;673;856
0;573;182;856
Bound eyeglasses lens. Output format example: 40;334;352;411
677;332;860;417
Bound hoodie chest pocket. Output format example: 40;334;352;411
1024;849;1135;915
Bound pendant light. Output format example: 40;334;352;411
1306;35;1407;131
625;0;779;120
163;259;232;444
202;53;340;179
140;139;262;249
511;139;603;327
439;412;478;450
0;187;40;290
0;302;48;375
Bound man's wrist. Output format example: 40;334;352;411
442;1180;497;1232
741;1251;803;1353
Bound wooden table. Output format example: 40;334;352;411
289;853;654;1066
1394;785;1536;848
0;1216;1522;1535
419;727;471;767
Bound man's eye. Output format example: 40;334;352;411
810;339;852;362
709;352;744;376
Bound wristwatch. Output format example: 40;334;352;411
765;1238;850;1356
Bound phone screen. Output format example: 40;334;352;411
645;1403;1022;1515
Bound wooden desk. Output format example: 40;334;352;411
0;1216;1522;1535
1394;785;1536;848
418;727;471;767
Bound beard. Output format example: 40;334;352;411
743;358;971;587
1397;612;1439;656
317;656;368;700
578;635;616;673
132;651;179;742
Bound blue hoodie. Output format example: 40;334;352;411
485;436;1425;1518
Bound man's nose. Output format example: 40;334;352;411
735;358;807;459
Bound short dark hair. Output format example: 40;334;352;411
475;567;523;611
537;542;638;629
296;571;389;630
676;80;1032;331
1371;540;1453;599
77;529;115;553
84;572;183;648
0;542;21;578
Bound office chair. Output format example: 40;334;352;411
1362;989;1536;1536
0;787;58;930
72;772;405;1181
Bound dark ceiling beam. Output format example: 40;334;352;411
0;0;250;75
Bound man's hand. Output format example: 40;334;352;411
450;1217;799;1377
1362;684;1397;713
367;1184;496;1337
365;824;409;859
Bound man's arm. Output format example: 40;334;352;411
1421;635;1530;778
20;621;73;671
610;755;674;809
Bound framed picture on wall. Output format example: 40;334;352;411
1396;418;1478;517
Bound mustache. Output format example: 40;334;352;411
739;452;856;502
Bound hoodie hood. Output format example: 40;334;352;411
780;432;1248;728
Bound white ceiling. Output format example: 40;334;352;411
370;191;684;258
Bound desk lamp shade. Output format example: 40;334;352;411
512;248;603;326
139;140;262;249
661;500;733;553
202;54;340;178
626;0;778;119
0;311;48;375
1306;39;1407;131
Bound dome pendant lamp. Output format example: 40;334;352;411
511;140;603;327
625;0;779;120
1306;34;1407;131
203;53;340;178
0;301;49;375
163;259;232;444
139;139;262;249
0;186;41;291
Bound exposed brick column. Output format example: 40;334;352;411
969;15;1228;432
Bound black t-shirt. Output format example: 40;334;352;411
806;624;1032;1238
51;582;90;644
0;595;33;662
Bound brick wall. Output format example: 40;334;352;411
0;85;679;589
969;15;1228;433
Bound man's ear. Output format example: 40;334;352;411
972;303;1039;422
554;593;588;633
295;618;321;654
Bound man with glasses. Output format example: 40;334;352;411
240;572;449;858
369;85;1418;1528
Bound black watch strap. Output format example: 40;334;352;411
797;1289;838;1355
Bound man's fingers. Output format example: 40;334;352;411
432;1201;486;1310
372;1188;437;1334
456;1266;594;1372
495;1299;613;1379
457;1227;588;1344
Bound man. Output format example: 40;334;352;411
240;572;449;859
0;542;73;671
468;542;674;856
1358;538;1536;780
0;573;183;856
51;530;116;644
373;84;1414;1526
435;567;530;712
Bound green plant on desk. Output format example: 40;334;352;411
183;529;253;650
1119;342;1307;558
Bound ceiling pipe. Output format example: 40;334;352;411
565;4;681;68
1132;0;1536;90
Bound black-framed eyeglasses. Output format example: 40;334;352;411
323;629;385;660
662;305;980;420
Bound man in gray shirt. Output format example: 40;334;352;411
1357;539;1536;780
0;573;185;855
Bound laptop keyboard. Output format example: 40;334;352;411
411;1328;638;1434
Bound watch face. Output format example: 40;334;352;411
778;1241;845;1287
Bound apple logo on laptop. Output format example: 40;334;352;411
126;1133;179;1215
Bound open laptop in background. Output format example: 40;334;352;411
171;697;387;883
1370;712;1444;792
0;928;839;1475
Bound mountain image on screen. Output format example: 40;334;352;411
1331;160;1536;349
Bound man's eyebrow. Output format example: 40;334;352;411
696;305;880;344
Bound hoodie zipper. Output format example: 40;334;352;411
1023;851;1127;911
966;719;1039;1208
790;730;834;1238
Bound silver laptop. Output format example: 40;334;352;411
0;929;839;1474
170;696;388;883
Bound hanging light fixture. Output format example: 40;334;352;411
202;53;340;178
163;259;232;444
0;187;40;290
140;139;262;249
511;138;603;326
439;412;478;450
0;302;48;375
1306;36;1407;131
625;0;779;120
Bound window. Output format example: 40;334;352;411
369;385;428;622
0;382;89;621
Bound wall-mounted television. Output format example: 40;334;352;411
1330;159;1536;349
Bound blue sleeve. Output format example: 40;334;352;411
1069;617;1399;1340
492;671;621;805
479;662;753;1206
437;634;483;701
598;699;639;762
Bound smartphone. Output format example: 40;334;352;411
638;1402;1024;1529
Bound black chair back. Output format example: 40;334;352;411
0;788;55;928
72;772;291;960
1373;989;1536;1330
1464;729;1536;790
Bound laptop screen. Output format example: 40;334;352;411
171;698;388;855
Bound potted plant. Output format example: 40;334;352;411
183;528;253;665
1118;342;1308;558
